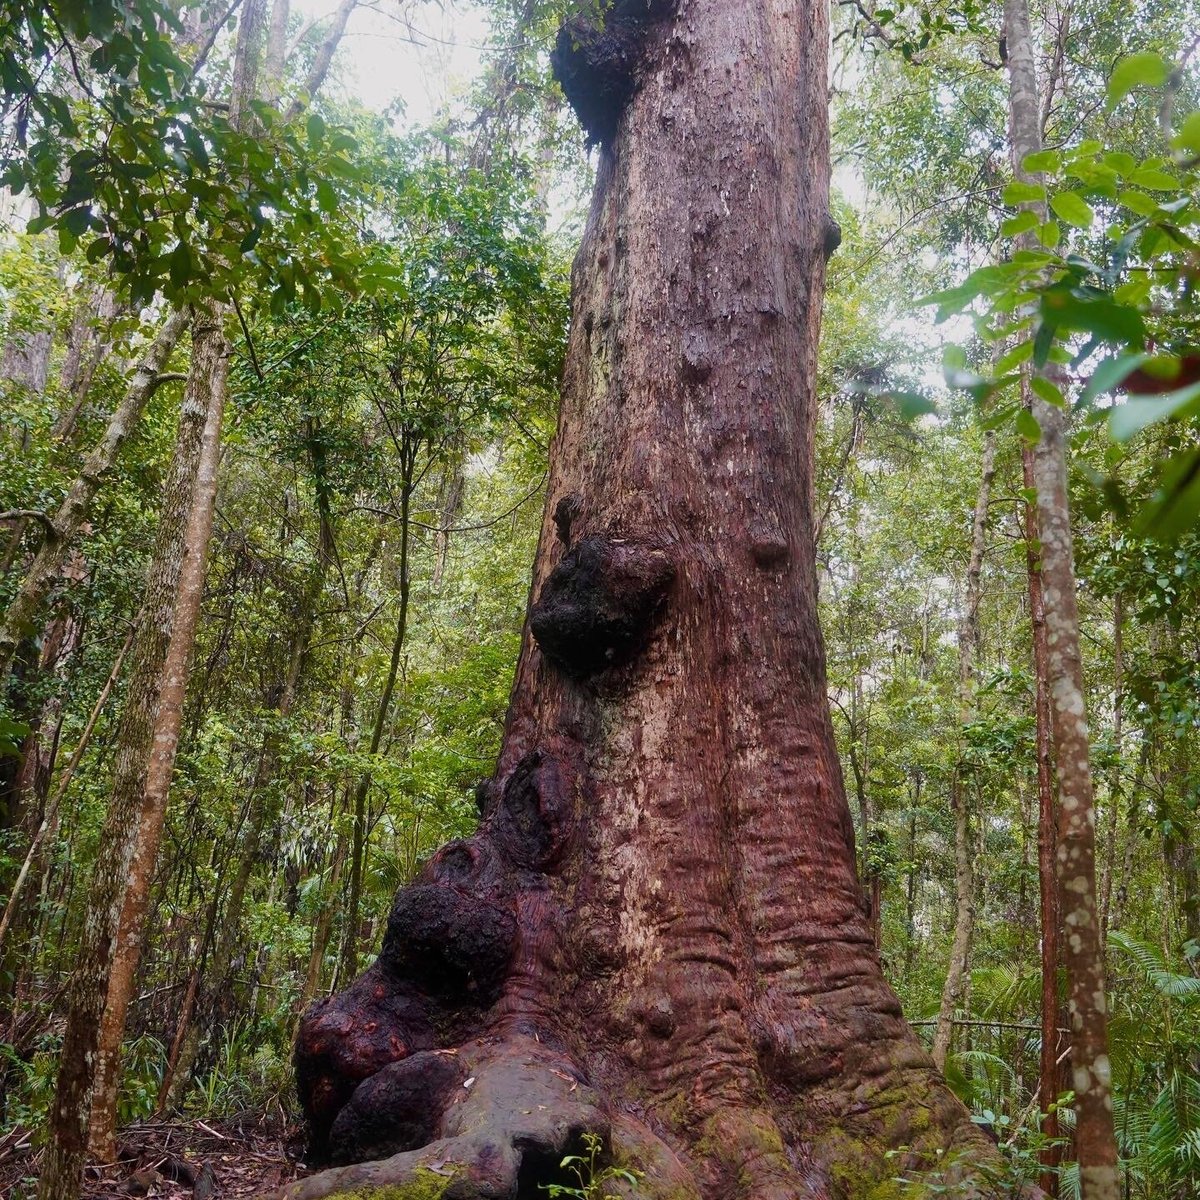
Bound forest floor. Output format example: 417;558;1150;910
0;1112;307;1200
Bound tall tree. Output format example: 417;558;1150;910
932;432;995;1071
290;3;1001;1197
35;305;223;1200
85;300;229;1161
1004;1;1119;1196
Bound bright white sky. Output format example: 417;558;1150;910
294;0;492;129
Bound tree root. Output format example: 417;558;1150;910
284;1035;698;1200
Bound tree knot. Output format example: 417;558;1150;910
530;535;675;679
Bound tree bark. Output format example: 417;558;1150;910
1005;1;1119;1195
0;308;190;687
932;433;995;1072
86;301;229;1161
1098;593;1123;939
1024;445;1062;1195
36;305;221;1200
289;5;998;1197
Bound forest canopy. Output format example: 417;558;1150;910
1;2;1198;1200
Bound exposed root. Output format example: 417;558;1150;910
282;1038;609;1200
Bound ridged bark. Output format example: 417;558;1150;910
289;4;1002;1197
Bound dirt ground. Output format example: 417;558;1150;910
0;1112;309;1200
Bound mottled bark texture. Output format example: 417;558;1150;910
290;3;997;1197
1005;1;1118;1196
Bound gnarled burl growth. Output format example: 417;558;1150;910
287;2;1015;1197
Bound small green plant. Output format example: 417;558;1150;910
542;1132;643;1200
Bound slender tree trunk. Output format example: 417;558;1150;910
0;625;135;953
0;309;189;686
291;6;999;1197
54;287;122;442
284;0;358;120
36;306;220;1200
932;434;995;1071
1024;447;1062;1195
339;479;412;982
87;304;229;1161
1006;2;1119;1194
1099;593;1123;938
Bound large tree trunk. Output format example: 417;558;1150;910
1005;1;1118;1196
289;4;997;1198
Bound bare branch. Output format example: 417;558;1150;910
284;0;359;121
0;510;57;538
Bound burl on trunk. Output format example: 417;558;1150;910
290;2;996;1196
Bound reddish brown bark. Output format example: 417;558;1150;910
288;5;999;1197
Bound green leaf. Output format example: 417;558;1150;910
1003;180;1046;204
1016;407;1042;443
1103;151;1138;176
1030;375;1067;410
1125;166;1178;191
1037;220;1061;249
1049;191;1094;229
996;341;1033;373
1001;211;1039;237
307;113;326;146
1107;51;1171;106
1119;189;1161;217
1174;111;1200;154
168;241;192;289
1109;380;1200;442
1022;150;1060;174
1112;278;1151;307
1039;290;1145;346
